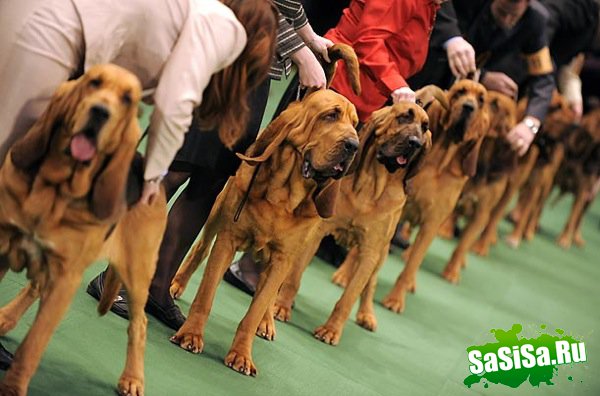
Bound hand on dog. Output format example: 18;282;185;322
481;72;518;99
391;87;416;104
139;180;161;205
307;35;334;63
291;46;327;90
446;37;476;78
507;121;535;156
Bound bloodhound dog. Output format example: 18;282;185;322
472;93;574;255
554;108;600;248
267;93;441;346
0;64;167;396
168;88;359;375
504;93;577;248
381;80;490;313
441;92;518;283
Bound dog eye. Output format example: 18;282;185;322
122;92;132;106
478;95;485;106
421;122;429;131
89;78;102;88
323;111;339;121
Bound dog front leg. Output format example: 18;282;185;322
171;233;236;354
331;246;359;288
225;252;291;376
0;271;81;396
0;283;39;336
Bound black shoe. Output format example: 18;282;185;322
0;342;13;370
316;235;348;267
223;262;256;296
145;295;186;331
86;271;130;319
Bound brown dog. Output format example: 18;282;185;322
0;65;167;396
554;108;600;248
441;92;518;283
168;88;359;376
504;93;576;248
268;95;439;346
381;80;490;313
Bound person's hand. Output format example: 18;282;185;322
445;37;476;78
481;71;518;98
291;46;327;89
506;118;538;156
139;180;161;205
391;87;416;103
307;35;334;63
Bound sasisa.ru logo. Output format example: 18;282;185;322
464;324;586;389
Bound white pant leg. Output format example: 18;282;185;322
0;0;83;162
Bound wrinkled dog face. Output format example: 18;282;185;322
293;90;359;181
373;103;430;173
62;64;142;163
445;80;489;143
487;91;517;140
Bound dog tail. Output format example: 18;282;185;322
97;266;122;316
415;85;449;111
324;43;361;95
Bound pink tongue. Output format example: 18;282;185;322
396;155;407;165
70;135;96;161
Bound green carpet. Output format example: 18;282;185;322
1;78;599;395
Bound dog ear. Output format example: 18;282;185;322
461;138;483;177
237;103;305;165
91;115;140;220
312;179;341;218
415;85;449;112
10;80;78;170
403;130;432;191
346;107;389;175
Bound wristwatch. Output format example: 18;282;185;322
523;117;540;135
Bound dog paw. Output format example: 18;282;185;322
169;279;186;300
224;350;257;376
504;235;521;249
381;291;406;314
256;316;276;341
356;311;377;332
331;269;349;288
471;240;489;256
313;324;341;345
169;330;204;354
573;233;585;248
117;375;144;396
0;313;17;336
556;235;571;249
441;267;461;285
273;304;292;322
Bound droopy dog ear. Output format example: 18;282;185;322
346;106;389;175
312;178;341;218
11;80;79;170
91;111;140;220
461;137;484;177
237;101;308;165
403;130;432;191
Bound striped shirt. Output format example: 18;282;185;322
270;0;309;79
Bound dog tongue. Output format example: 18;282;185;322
396;155;407;165
70;134;96;161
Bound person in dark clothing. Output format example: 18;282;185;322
410;0;555;156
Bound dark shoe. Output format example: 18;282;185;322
391;234;411;249
223;262;256;296
0;342;13;370
86;271;130;319
145;294;186;331
316;235;347;267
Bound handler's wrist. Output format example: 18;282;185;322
523;116;541;135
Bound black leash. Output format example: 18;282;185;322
233;163;262;222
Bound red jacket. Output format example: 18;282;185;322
326;0;439;122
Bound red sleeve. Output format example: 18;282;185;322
352;0;411;96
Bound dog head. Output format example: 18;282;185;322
238;89;359;217
442;80;489;143
486;91;517;140
10;64;142;219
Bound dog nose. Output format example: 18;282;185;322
408;136;422;149
344;139;359;153
90;104;110;122
462;102;475;113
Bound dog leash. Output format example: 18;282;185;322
233;163;261;223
